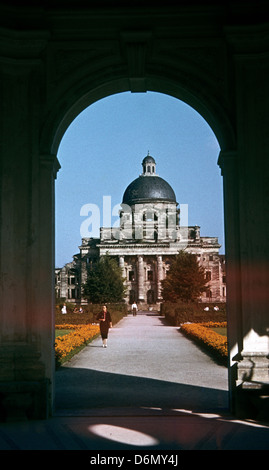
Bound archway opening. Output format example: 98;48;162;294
54;90;228;415
56;91;224;269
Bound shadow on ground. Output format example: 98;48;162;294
55;366;228;413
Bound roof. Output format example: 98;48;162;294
122;175;177;205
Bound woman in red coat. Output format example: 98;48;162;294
96;305;112;348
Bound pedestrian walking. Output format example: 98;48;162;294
131;302;138;316
96;305;112;348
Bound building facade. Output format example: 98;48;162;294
55;155;226;308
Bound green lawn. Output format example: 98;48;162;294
210;327;227;337
55;329;74;338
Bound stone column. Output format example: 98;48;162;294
38;154;61;406
219;43;269;418
119;256;126;301
234;53;269;396
137;255;144;302
80;260;88;285
218;150;243;409
0;40;59;419
157;255;163;301
119;256;125;275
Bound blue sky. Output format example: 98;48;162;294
55;91;224;268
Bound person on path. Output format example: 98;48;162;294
96;305;112;348
131;302;138;316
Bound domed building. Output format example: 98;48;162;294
55;154;226;308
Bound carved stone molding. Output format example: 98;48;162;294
121;31;152;92
47;39;120;85
217;150;238;176
237;352;269;384
40;154;61;179
0;28;49;61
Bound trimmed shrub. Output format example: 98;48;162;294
161;301;226;326
55;302;127;326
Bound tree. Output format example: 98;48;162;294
83;254;127;303
161;251;208;303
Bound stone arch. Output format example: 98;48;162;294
45;72;231;396
40;73;235;157
1;3;268;421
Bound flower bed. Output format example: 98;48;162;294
55;324;100;367
180;322;228;365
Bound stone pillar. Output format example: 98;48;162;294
137;255;144;302
218;150;243;409
119;256;125;275
157;255;163;301
0;39;59;419
234;52;269;419
80;259;88;302
60;266;68;299
119;256;126;301
38;154;61;404
219;42;269;418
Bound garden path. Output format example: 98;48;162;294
55;312;229;414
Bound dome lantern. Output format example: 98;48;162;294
142;152;157;176
122;154;177;206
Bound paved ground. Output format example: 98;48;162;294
55;312;228;413
0;312;269;451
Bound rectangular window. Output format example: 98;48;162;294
129;271;135;281
206;289;212;298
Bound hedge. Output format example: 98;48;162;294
55;302;128;326
161;301;226;326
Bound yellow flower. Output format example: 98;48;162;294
55;324;100;363
180;322;228;359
